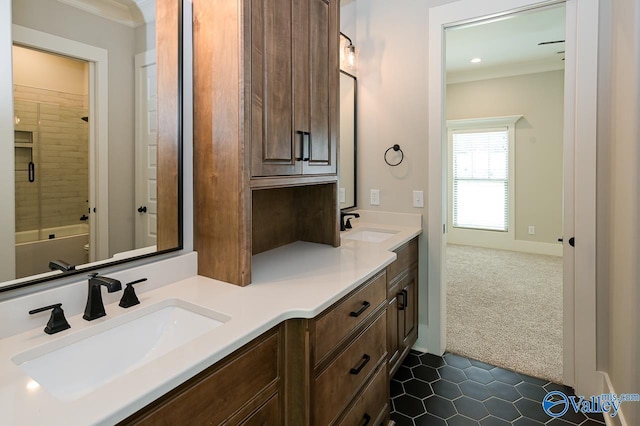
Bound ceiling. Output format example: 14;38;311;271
446;5;566;84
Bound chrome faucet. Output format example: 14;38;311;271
83;273;122;321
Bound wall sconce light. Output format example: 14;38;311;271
14;115;20;125
340;32;357;72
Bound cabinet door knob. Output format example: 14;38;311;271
349;354;371;375
398;290;406;311
361;413;371;426
349;301;371;317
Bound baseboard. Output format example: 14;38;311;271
447;236;562;256
602;372;629;426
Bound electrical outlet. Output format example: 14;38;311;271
370;189;380;206
413;190;424;208
528;225;536;235
339;187;346;203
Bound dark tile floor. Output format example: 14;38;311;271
391;351;606;426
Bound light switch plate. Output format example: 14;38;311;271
370;189;380;206
413;190;424;208
339;187;346;203
528;225;536;235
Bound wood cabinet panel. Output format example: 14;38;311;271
313;310;387;426
387;237;419;378
338;362;388;426
251;0;337;178
387;290;399;369
251;0;299;177
121;327;281;425
313;270;386;364
387;238;418;283
400;268;418;349
238;392;281;425
304;0;336;174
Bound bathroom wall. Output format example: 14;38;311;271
13;0;138;256
447;70;565;248
597;0;640;424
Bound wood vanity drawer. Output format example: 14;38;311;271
122;327;281;425
387;238;418;285
313;270;386;364
338;362;388;426
313;310;387;426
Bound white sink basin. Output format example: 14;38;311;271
342;228;398;243
12;299;230;401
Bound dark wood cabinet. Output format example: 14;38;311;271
283;271;390;425
387;238;419;378
119;326;283;426
193;0;340;286
250;0;338;178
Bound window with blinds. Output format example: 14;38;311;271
452;129;509;231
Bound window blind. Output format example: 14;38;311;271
452;129;509;231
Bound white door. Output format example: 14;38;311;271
135;50;157;248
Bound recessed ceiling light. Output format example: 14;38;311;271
470;57;482;64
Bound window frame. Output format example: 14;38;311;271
447;115;521;242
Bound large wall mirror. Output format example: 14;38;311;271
339;70;357;210
1;0;182;292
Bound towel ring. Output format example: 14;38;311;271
384;144;404;166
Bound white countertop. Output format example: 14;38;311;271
0;217;421;426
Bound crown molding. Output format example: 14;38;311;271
55;0;155;28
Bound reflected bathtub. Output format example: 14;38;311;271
16;224;89;278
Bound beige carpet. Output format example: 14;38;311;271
446;244;563;383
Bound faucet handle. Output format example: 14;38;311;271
29;303;71;335
119;278;147;308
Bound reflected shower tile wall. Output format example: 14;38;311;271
13;85;89;234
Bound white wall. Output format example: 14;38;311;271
353;0;457;351
447;71;565;247
598;0;640;424
13;0;137;257
0;0;16;281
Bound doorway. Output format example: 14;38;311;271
427;0;599;396
12;25;110;267
443;5;566;383
12;46;90;277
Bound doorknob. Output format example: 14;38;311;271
137;206;147;213
558;237;575;247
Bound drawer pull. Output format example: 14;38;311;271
349;354;371;375
398;291;406;311
349;301;371;318
361;413;371;426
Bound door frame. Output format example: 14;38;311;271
12;25;109;263
427;0;600;396
134;49;157;248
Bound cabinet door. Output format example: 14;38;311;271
387;291;400;374
302;0;337;175
251;0;300;177
399;267;418;349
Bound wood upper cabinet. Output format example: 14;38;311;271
250;0;338;178
193;0;340;286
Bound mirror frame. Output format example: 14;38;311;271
1;0;184;293
339;69;357;211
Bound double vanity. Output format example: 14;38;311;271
0;212;421;425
